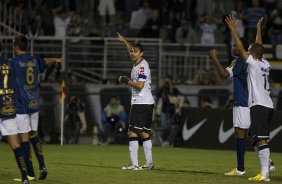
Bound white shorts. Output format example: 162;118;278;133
16;112;39;133
233;106;250;129
98;0;116;16
0;118;18;136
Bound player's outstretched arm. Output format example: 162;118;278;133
44;58;63;65
209;49;230;77
255;17;263;45
116;32;131;55
225;15;248;61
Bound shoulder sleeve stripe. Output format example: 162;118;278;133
138;74;147;79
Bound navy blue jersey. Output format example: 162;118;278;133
232;56;248;107
0;56;17;118
9;54;45;114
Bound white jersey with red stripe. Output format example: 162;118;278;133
246;55;273;108
130;59;154;105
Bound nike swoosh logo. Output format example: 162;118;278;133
269;125;282;141
218;120;234;143
182;118;207;141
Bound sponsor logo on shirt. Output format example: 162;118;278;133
24;84;35;90
29;100;39;109
139;67;144;73
0;89;14;95
1;105;16;115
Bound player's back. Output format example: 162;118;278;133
246;55;273;108
9;54;45;114
0;56;17;118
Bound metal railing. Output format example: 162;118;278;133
0;1;23;36
0;35;230;86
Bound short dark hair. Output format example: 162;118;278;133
249;43;264;60
130;41;143;52
240;37;249;51
14;35;28;51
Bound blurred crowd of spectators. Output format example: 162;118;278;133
1;0;282;45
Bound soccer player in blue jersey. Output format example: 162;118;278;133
209;39;250;176
0;42;29;184
10;35;63;180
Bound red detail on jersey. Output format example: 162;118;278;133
139;67;145;73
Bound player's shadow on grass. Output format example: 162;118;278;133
153;168;217;175
58;162;282;182
60;162;217;174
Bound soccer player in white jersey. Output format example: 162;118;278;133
225;15;274;181
116;33;154;170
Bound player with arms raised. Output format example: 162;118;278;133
225;15;274;181
209;37;250;176
116;33;154;170
209;18;274;176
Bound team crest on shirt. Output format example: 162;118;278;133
29;100;39;109
139;67;145;73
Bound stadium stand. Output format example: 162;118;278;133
198;88;230;108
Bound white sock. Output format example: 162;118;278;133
143;139;153;165
258;147;270;176
129;141;139;166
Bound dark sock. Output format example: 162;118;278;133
14;147;28;181
236;138;246;172
30;136;46;170
21;141;35;176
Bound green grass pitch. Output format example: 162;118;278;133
0;144;281;184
